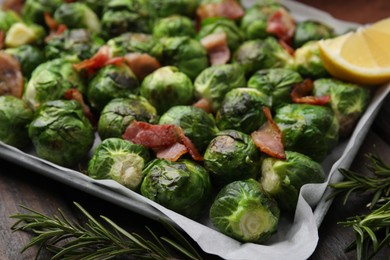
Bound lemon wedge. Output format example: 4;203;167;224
319;17;390;86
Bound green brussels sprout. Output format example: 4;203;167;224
194;63;246;112
4;45;46;78
147;0;199;18
28;100;94;167
5;22;45;48
293;20;334;48
44;28;104;62
210;179;280;243
54;3;101;34
87;64;140;112
0;96;34;148
159;105;219;152
22;0;63;26
101;0;152;39
240;3;284;40
261;151;325;211
247;68;302;109
294;41;329;79
197;17;244;51
140;66;194;114
0;9;22;32
274;104;339;162
204;130;262;186
153;15;196;39
98;96;158;140
88;138;151;190
79;0;109;17
141;159;211;219
216;88;269;133
107;32;162;59
313;78;370;137
233;37;295;77
160;36;208;80
24;58;86;109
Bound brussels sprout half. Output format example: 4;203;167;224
88;138;151;190
153;15;196;39
159;105;218;152
0;96;34;148
274;103;339;162
294;41;329;79
141;159;211;219
204;130;262;186
98;96;158;140
194;63;246;112
140;66;194;114
293;20;334;48
87;64;140;112
210;179;280;243
216;88;269;134
313;78;370;137
5;22;45;48
261;151;325;211
28;100;94;167
248;68;302;109
0;9;22;32
5;45;46;78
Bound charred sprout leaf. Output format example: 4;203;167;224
294;41;329;79
293;20;334;48
10;202;203;260
153;15;196;39
5;44;46;78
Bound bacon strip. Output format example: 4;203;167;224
73;45;112;75
123;121;203;161
0;52;24;98
267;9;296;44
0;31;4;50
291;79;331;105
200;32;230;66
193;98;213;114
196;0;244;21
64;89;97;126
124;53;161;81
155;142;188;161
251;107;286;160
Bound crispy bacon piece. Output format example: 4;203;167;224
73;45;112;74
2;0;24;14
0;31;4;50
291;79;331;105
44;12;58;31
124;53;161;81
64;89;97;126
267;9;296;44
279;39;294;56
196;0;244;21
200;32;230;66
193;98;213;114
251;107;286;160
155;142;188;161
123;121;203;161
0;52;24;98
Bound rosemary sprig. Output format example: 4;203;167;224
10;202;203;260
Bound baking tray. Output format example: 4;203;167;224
1;0;389;259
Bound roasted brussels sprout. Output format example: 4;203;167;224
87;64;140;112
0;95;34;148
141;159;211;219
313;78;370;137
194;63;246;112
28;100;94;167
293;20;334;48
294;41;329;79
5;45;46;78
159;105;218;152
274;104;339;162
101;0;152;39
107;32;162;59
54;3;101;34
160;36;208;80
216;88;269;133
197;17;244;51
248;68;302;109
98;96;158;140
233;37;295;77
240;3;284;40
24;58;86;109
88;138;151;190
44;28;104;62
261;151;325;211
22;0;63;26
5;22;45;48
204;130;262;186
140;66;194;114
0;9;21;32
153;15;196;39
147;0;199;18
210;179;280;243
79;0;109;17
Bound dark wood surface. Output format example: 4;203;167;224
1;1;390;260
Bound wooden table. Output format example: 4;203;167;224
1;1;390;259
